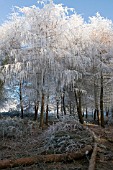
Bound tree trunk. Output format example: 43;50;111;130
70;101;72;115
73;105;75;115
34;105;37;120
106;108;109;117
39;93;45;128
78;91;84;124
75;90;84;124
45;103;49;125
62;93;66;115
19;81;23;119
94;76;100;124
94;109;96;121
61;95;63;115
86;107;88;119
0;145;92;169
88;143;97;170
92;109;93;118
82;112;84;117
57;101;59;119
100;71;104;128
34;102;39;121
97;109;100;125
94;109;100;125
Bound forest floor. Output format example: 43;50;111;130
0;115;113;170
87;124;113;170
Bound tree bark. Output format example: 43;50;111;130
45;103;49;125
106;108;109;117
88;143;97;170
57;101;59;119
19;81;23;119
75;90;84;124
92;109;93;118
78;91;84;124
70;101;72;115
34;102;39;121
111;107;113;118
86;107;88;119
62;92;66;115
0;145;92;169
82;112;84;117
97;109;100;125
94;109;96;121
61;95;63;115
73;105;75;115
39;93;45;128
93;76;100;124
100;71;104;128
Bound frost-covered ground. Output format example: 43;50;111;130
0;115;92;159
0;116;43;160
0;117;39;138
0;115;113;170
41;119;93;154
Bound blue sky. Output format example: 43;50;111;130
0;0;113;25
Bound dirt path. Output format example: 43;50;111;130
87;124;113;170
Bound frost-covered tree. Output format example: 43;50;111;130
87;13;113;126
0;1;113;127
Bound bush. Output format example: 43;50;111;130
0;116;38;138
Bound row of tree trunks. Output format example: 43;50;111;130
37;91;68;128
0;145;92;169
20;82;105;130
20;79;105;128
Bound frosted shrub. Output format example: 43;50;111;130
0;117;38;138
41;118;92;154
0;117;23;138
